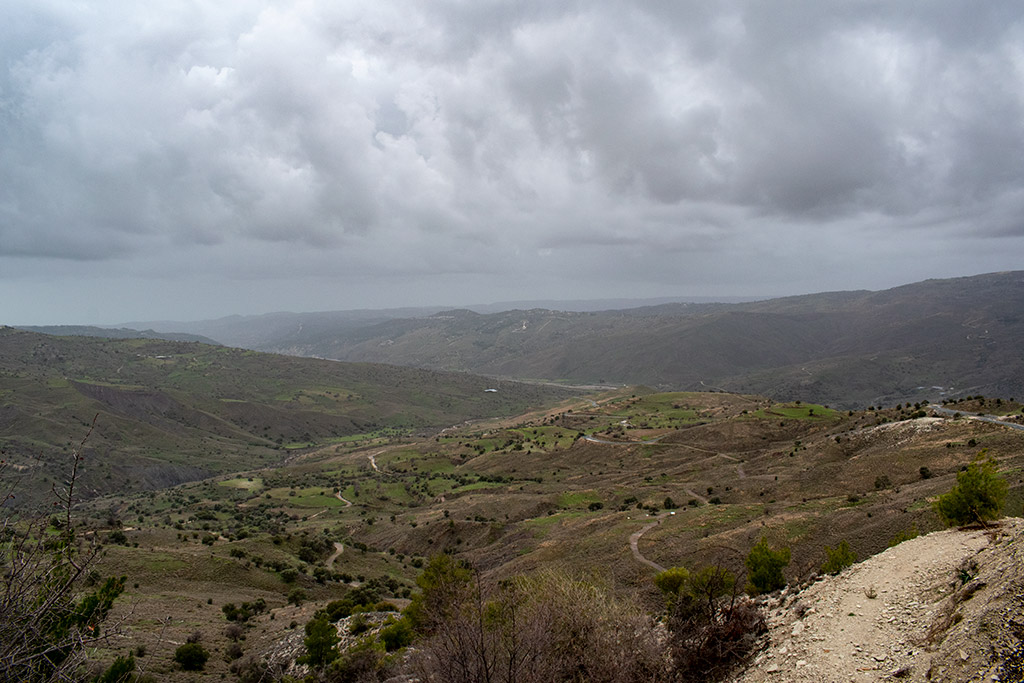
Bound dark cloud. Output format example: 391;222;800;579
1;1;1023;323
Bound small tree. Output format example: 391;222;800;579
820;540;857;575
287;587;307;606
933;453;1008;526
298;617;339;669
0;418;128;681
174;642;209;671
744;537;790;595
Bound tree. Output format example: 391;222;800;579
933;453;1008;526
174;642;209;671
297;617;339;669
744;537;790;595
0;418;128;681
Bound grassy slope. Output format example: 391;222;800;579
0;328;575;505
65;389;1024;680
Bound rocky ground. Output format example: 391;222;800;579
738;518;1024;683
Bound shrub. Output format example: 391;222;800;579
654;566;690;607
95;653;135;683
888;525;919;547
666;564;765;682
287;588;307;606
297;617;339;669
820;540;857;575
380;617;414;651
933;453;1008;526
173;642;209;671
919;466;933;479
744;537;790;595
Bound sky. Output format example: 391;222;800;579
2;1;1024;325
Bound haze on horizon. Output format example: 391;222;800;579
3;1;1024;325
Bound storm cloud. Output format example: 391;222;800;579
2;1;1023;323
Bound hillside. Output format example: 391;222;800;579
149;271;1024;409
0;328;575;505
15;325;221;345
739;520;1024;682
42;386;1022;680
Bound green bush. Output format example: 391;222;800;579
173;642;209;671
379;617;414;651
287;588;307;606
297;617;339;669
820;540;857;575
888;525;919;547
653;566;690;607
933;453;1008;526
744;537;790;595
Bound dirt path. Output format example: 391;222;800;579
685;488;710;505
629;515;668;573
335;491;353;507
737;524;1017;683
325;542;344;571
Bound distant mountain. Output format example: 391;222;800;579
144;272;1020;409
122;307;445;350
16;325;220;345
0;328;574;506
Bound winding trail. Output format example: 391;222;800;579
335;491;353;507
929;404;1024;431
629;517;667;573
684;488;710;505
325;542;345;570
583;434;669;446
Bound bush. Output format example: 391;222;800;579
287;587;307;606
379;617;414;651
173;642;209;671
744;537;790;595
654;567;690;607
297;617;338;669
407;564;669;682
665;565;765;682
820;540;857;575
889;525;919;547
933;453;1008;526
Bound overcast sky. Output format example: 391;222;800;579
2;1;1023;324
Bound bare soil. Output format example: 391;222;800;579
737;518;1024;683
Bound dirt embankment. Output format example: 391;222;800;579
738;518;1024;683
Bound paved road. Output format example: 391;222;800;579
929;404;1024;431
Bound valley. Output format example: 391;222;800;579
3;305;1024;681
43;387;1024;679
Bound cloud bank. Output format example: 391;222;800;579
2;1;1023;322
